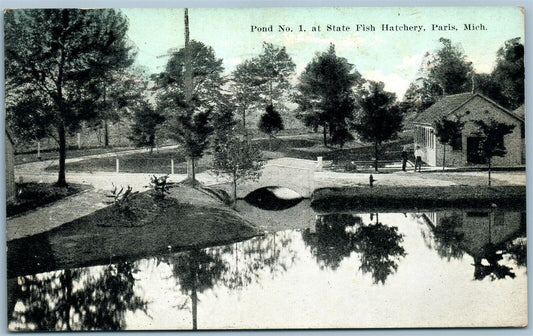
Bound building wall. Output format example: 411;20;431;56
417;96;523;167
414;125;437;166
5;133;16;201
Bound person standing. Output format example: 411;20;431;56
401;147;408;171
414;145;423;172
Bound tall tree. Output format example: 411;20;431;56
474;119;515;186
258;104;284;150
476;38;524;110
231;59;262;134
351;81;403;171
128;101;165;153
155;38;224;185
434;116;464;170
295;44;360;146
424;38;474;95
5;9;134;186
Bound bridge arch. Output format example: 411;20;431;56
237;163;315;198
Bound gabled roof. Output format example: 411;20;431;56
413;92;524;125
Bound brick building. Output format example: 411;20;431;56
413;93;524;167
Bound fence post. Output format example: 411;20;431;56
116;158;120;173
37;141;41;159
171;159;175;174
317;156;323;172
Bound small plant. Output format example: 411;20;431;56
106;183;138;216
149;175;170;199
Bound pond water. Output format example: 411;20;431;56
7;201;527;330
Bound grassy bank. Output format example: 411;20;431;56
311;186;526;212
7;183;90;217
7;187;261;278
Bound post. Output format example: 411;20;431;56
317;156;323;172
37;141;41;159
116;158;120;173
77;132;81;149
171;159;175;175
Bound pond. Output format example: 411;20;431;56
7;199;527;330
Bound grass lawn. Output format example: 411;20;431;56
7;188;261;278
15;146;135;165
7;183;91;217
311;186;526;212
44;149;213;174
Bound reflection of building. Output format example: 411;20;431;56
422;210;524;257
413;93;524;167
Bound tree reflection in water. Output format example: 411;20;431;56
352;222;406;285
302;214;406;284
9;262;147;331
431;214;465;261
302;214;362;270
163;232;297;330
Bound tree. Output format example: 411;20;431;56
128;101;165;153
295;44;360;146
351;81;403;171
155;39;225;185
434;116;464;170
402;38;473;116
5;9;134;186
475;38;524;110
258;104;284;150
474;119;515;186
424;38;474;95
231;60;262;134
212;135;263;206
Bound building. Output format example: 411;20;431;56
413;93;524;167
5;127;16;201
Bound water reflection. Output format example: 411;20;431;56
8;262;147;331
7;210;527;330
302;213;406;284
420;210;526;281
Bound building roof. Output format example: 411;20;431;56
5;126;15;145
413;92;524;125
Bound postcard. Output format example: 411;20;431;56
4;6;526;330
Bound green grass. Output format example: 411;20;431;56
7;190;261;278
7;183;91;217
44;149;212;174
311;186;526;212
15;146;135;165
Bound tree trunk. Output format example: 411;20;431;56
269;134;272;151
104;119;109;147
488;158;492;187
191;252;198;330
242;108;246;136
442;145;446;171
232;174;237;209
57;122;67;187
323;124;327;147
374;140;379;172
191;157;196;187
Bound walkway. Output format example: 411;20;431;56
7;152;525;241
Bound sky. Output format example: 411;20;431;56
117;7;521;99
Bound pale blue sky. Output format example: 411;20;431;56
114;7;522;98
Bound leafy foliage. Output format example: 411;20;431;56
351;81;403;171
5;9;135;186
474;119;515;186
129;101;165;152
295;43;360;146
258;104;284;139
105;183;139;217
149;175;170;199
212;135;263;202
434;116;464;168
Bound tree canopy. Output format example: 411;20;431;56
351;81;403;171
5;9;135;186
295;44;360;146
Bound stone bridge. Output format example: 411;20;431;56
237;158;317;198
